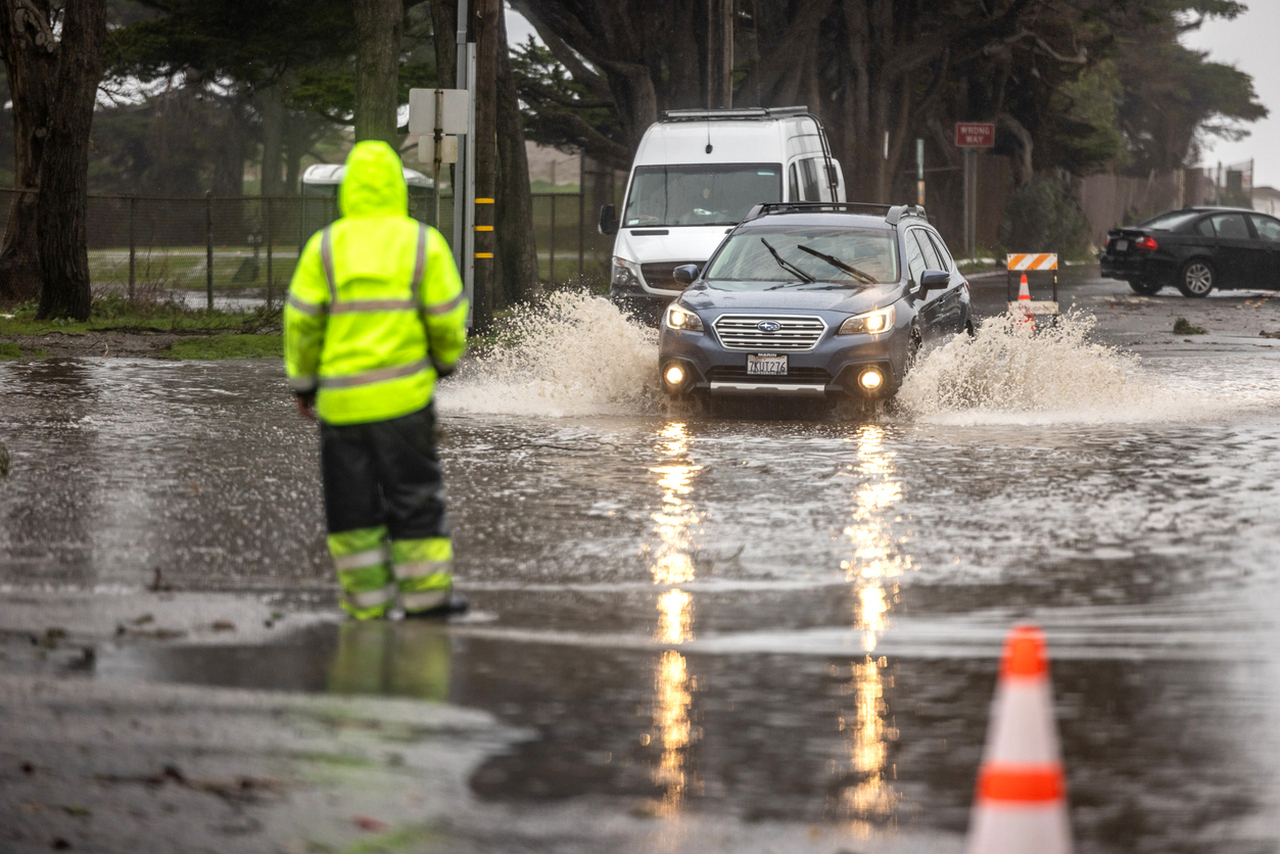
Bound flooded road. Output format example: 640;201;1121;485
4;274;1280;852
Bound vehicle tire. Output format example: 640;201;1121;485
905;325;923;371
964;319;976;338
1177;259;1214;298
1129;279;1163;296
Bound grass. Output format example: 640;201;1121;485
0;342;48;360
1173;317;1207;335
0;296;281;336
165;333;282;360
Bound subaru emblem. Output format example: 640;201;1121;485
757;320;781;332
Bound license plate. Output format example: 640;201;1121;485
747;354;788;376
1114;239;1128;252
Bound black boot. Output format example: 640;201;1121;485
404;592;469;619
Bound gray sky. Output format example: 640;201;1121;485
1181;2;1280;188
505;5;1278;188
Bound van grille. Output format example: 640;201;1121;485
712;314;827;352
641;261;701;292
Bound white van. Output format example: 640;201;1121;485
600;106;846;321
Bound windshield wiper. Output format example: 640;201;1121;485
796;244;877;285
760;238;814;283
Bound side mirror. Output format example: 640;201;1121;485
917;269;949;298
673;264;700;285
598;204;618;236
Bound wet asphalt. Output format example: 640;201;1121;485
3;267;1280;852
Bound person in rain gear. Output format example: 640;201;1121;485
285;140;468;619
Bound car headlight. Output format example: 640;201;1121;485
612;256;643;290
838;304;895;336
664;304;704;332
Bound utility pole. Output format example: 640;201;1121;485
707;0;733;109
471;0;498;334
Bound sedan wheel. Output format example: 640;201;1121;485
1177;260;1214;298
1129;279;1163;296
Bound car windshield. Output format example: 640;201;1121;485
622;164;782;227
1137;210;1202;231
702;226;899;289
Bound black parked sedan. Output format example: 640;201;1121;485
658;202;971;401
1100;206;1280;297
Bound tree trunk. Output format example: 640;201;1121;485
0;0;57;305
471;0;498;330
35;0;107;321
430;0;457;89
259;84;285;196
353;0;402;147
495;1;540;305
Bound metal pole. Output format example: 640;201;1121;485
454;0;470;314
464;42;477;323
205;190;213;310
549;194;556;285
578;186;585;279
265;198;273;310
962;149;972;259
433;88;444;229
128;196;136;302
916;138;925;207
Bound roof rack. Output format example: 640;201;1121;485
661;106;811;122
741;201;928;225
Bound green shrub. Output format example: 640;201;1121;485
998;174;1091;258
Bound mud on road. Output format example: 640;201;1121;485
3;268;1280;853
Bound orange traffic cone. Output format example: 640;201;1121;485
965;625;1071;854
1015;273;1035;331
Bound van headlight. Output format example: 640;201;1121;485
838;305;895;336
612;256;643;291
664;304;704;332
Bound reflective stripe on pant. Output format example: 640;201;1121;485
328;526;395;619
391;537;453;613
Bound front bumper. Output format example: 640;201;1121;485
658;315;910;400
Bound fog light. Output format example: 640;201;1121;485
664;365;686;386
858;367;884;392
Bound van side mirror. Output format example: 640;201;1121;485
917;269;949;298
598;204;618;236
673;264;699;285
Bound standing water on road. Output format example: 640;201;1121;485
4;288;1280;852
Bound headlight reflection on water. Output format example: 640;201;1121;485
646;422;703;814
832;424;912;831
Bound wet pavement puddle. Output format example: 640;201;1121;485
5;297;1280;850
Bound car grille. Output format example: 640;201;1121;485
712;314;827;352
641;261;701;292
706;366;832;384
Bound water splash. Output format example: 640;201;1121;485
439;290;661;417
898;311;1275;425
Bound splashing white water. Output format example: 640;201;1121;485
438;290;661;417
899;311;1276;425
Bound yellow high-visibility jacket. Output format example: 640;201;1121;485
284;141;467;425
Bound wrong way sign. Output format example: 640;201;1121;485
955;122;995;148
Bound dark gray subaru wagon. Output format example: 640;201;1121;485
657;202;972;401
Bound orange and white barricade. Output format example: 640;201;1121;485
1006;254;1059;319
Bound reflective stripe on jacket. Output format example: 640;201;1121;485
284;140;468;425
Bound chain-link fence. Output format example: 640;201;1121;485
0;188;617;310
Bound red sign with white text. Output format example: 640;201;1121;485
955;122;995;148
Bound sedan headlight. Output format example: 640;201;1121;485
664;303;704;332
838;304;895;336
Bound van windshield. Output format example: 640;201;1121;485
623;164;782;227
703;226;899;289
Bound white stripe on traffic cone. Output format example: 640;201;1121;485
1015;273;1035;331
965;625;1071;854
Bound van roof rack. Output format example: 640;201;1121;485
661;106;811;122
741;202;928;225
